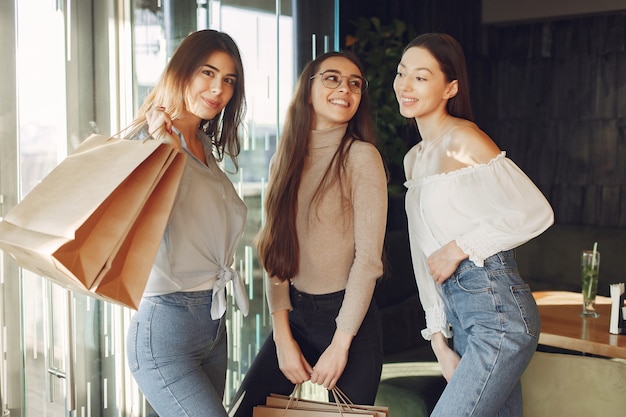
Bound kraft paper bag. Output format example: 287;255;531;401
264;396;387;417
0;134;186;309
253;405;376;417
250;385;387;417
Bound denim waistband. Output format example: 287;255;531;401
144;289;214;306
491;249;515;261
479;249;516;268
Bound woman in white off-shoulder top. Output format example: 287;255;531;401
394;33;554;417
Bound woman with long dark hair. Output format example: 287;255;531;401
395;32;553;416
230;51;387;416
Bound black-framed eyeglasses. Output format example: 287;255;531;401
310;70;368;94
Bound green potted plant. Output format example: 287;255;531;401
346;17;417;196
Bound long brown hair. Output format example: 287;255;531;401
405;33;473;122
256;51;376;281
127;29;246;168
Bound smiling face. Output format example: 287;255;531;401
393;46;458;121
184;50;237;123
309;56;363;130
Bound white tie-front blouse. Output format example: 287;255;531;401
404;151;554;340
142;127;249;320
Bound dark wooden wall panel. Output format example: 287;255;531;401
620;187;626;225
618;54;626;117
339;1;626;228
477;13;626;227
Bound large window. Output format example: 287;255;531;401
0;1;338;415
12;1;125;416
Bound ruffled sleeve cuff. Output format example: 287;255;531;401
455;233;497;267
421;306;453;340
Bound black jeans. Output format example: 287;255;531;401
229;285;383;417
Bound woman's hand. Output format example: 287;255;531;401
310;329;353;390
272;310;313;384
275;336;314;384
431;332;460;382
145;106;173;138
426;240;468;284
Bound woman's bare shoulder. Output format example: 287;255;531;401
447;121;501;164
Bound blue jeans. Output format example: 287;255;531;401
126;290;228;417
432;250;540;417
229;286;383;417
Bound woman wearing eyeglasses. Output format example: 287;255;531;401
229;51;387;416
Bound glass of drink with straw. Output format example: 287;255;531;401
580;242;600;318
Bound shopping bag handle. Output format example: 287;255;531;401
284;384;353;415
111;123;182;151
331;386;354;407
144;130;182;150
284;384;301;410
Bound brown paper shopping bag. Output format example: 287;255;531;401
252;385;387;417
252;406;375;417
264;395;388;417
0;134;186;309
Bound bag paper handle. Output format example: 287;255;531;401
285;384;302;409
284;384;353;415
331;386;354;407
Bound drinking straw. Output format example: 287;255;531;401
586;241;598;300
592;241;598;268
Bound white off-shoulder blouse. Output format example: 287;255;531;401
404;151;554;340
